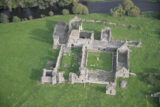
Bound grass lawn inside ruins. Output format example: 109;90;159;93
59;48;81;79
87;52;112;71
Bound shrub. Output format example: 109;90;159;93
157;13;160;19
110;5;125;17
49;11;54;16
82;5;88;15
72;3;88;15
110;0;140;17
24;18;28;21
40;14;45;18
136;26;142;30
58;0;79;7
62;9;69;15
29;16;33;20
0;13;9;23
13;16;21;22
110;9;119;17
128;6;140;17
123;0;134;12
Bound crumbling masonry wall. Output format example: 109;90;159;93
41;16;142;95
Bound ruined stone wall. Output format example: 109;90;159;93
126;40;142;47
115;48;130;78
101;27;111;42
41;69;53;84
80;45;88;68
57;72;65;83
87;69;114;84
54;45;64;72
81;19;140;30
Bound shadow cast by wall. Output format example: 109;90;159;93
30;68;43;81
94;86;106;93
30;49;59;81
30;20;58;45
29;20;59;81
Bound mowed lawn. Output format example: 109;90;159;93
0;13;160;107
87;52;112;71
59;48;81;79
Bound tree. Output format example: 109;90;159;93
13;16;21;22
72;3;88;14
62;9;69;15
110;9;118;17
49;11;54;16
82;5;88;15
0;13;9;23
37;0;55;9
110;0;140;17
58;0;78;7
128;6;140;17
141;72;160;88
110;4;125;17
157;13;160;19
123;0;134;12
0;0;57;11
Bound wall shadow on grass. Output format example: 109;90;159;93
94;86;106;93
30;68;43;81
30;20;57;45
30;49;59;81
41;49;60;64
30;20;59;81
30;29;52;44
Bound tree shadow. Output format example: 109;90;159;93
138;68;160;90
154;29;160;40
138;68;160;107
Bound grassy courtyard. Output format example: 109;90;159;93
0;13;160;107
59;48;81;79
87;52;112;71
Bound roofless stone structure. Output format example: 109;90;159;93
41;16;142;95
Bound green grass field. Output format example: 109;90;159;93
59;48;81;79
0;13;160;107
87;52;112;71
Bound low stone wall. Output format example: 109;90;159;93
80;45;88;68
126;40;142;47
41;69;53;84
81;19;140;30
87;69;114;83
54;45;64;72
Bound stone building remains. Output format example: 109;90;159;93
41;16;142;95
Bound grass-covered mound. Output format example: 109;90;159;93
87;52;112;71
0;14;160;107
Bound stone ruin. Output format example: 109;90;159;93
151;92;160;103
41;16;142;95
